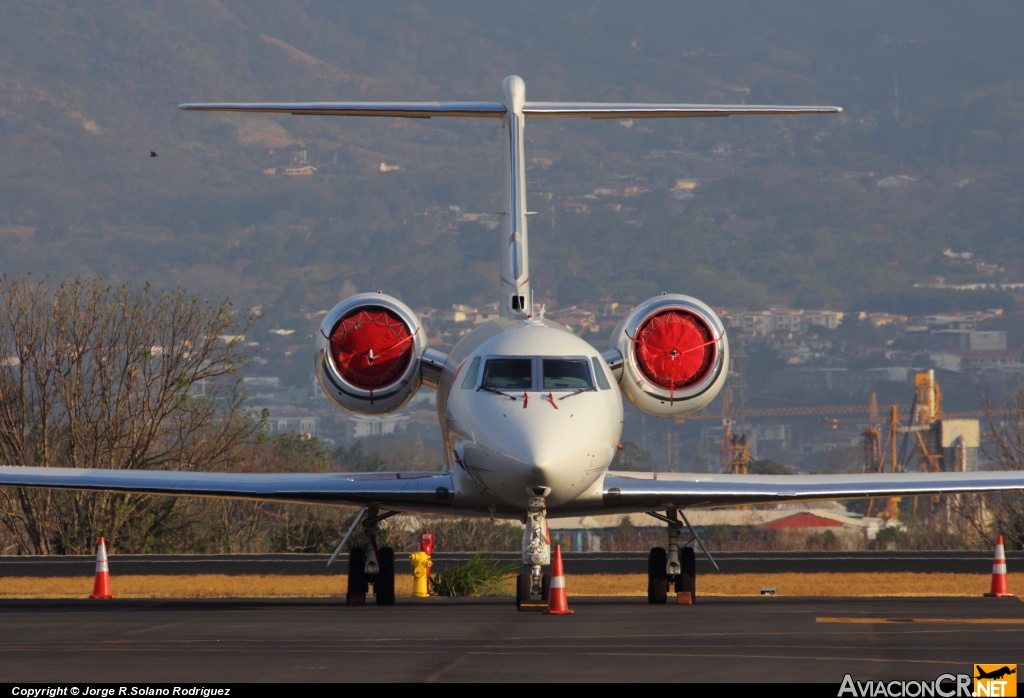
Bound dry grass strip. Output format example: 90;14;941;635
0;572;1020;599
571;572;1024;597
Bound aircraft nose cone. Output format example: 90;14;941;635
459;395;618;507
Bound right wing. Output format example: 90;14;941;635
596;470;1024;512
0;466;455;512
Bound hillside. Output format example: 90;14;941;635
1;1;1022;329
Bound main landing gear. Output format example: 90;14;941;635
646;508;713;604
516;490;552;610
344;507;398;606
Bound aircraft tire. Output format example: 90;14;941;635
346;546;368;606
677;546;696;599
647;547;669;605
516;571;531;609
375;547;396;606
541;572;551;602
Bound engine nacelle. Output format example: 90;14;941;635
316;292;427;415
607;294;729;417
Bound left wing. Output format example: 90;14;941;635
0;466;454;512
594;470;1024;512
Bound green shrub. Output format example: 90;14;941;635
428;555;519;597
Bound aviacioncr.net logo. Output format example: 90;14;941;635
974;665;1017;697
839;673;973;697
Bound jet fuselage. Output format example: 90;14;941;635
437;317;623;513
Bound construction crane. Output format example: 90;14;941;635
678;403;873;422
862;370;976;520
691;389;878;474
863;405;902;520
726;434;751;475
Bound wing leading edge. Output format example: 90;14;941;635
0;466;454;512
177;102;841;119
600;471;1024;511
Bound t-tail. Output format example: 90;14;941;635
180;75;840;319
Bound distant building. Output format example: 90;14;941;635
857;311;907;327
548;507;886;551
347;414;406;439
733;308;844;336
457;212;502;230
770;367;908;396
672;178;700;199
931;330;1006;351
243;376;281;390
549;306;597;333
930;349;1021;371
876;174;916;188
263;415;319;437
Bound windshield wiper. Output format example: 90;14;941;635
559;386;597;401
477;385;519;400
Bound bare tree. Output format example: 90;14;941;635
0;275;262;554
980;385;1024;549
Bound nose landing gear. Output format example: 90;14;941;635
517;493;552;610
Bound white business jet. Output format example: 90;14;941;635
2;77;1022;607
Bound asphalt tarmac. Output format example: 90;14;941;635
1;596;1021;683
2;550;1020;576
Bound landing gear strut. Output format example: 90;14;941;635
646;508;714;605
343;507;399;606
517;491;551;610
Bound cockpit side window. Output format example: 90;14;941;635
591;356;611;390
481;358;533;389
460;356;481;389
542;359;593;390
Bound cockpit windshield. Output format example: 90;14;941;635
478;356;597;391
480;358;533;389
542;359;593;390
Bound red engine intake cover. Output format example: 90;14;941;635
329;308;415;389
634;310;715;389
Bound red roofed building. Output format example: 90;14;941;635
762;512;846;530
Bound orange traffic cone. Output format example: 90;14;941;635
984;535;1014;598
89;537;115;599
544;545;574;615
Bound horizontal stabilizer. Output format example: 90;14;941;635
523;103;842;119
178;102;506;118
179;101;840;120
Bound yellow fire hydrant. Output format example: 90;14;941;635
409;551;432;597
